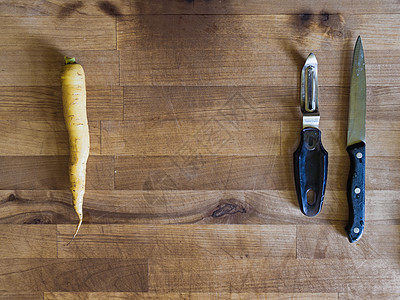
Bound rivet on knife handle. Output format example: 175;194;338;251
294;53;328;217
346;36;366;242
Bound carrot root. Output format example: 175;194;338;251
66;217;82;246
61;56;89;245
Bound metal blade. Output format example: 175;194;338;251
301;53;320;129
347;36;366;147
301;53;318;114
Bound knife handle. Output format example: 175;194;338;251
294;127;328;216
345;142;365;243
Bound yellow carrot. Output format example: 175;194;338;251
61;56;89;242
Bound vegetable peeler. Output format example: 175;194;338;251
294;53;328;217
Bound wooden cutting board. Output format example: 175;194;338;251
0;1;399;299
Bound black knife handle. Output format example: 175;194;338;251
294;127;328;216
345;142;365;243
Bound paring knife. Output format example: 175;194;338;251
346;36;366;243
294;53;328;217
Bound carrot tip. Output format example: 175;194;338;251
66;218;82;246
64;56;76;65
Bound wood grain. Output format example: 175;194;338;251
0;225;56;258
367;158;400;190
1;1;400;297
1;0;400;16
101;120;280;156
282;120;400;157
148;258;400;293
120;49;400;86
114;155;294;190
367;86;400;120
0;121;100;155
118;15;400;51
0;50;119;87
0;156;114;190
297;225;400;259
44;292;339;299
119;49;341;87
0;293;43;300
1;16;115;50
0;86;123;121
57;224;296;259
115;155;400;191
0;190;76;224
123;85;400;122
339;293;400;300
1;190;398;225
114;155;354;190
123;86;301;122
0;259;148;292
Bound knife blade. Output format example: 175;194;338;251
294;53;328;217
346;36;366;243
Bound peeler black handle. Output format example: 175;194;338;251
294;127;328;216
